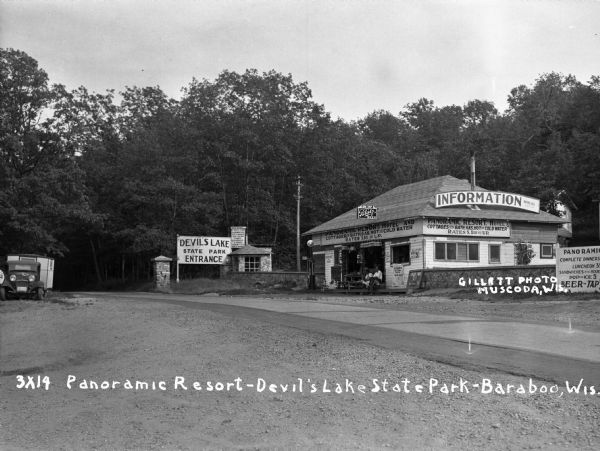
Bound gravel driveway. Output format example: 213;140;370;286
1;294;599;450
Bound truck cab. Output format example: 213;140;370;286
0;255;54;301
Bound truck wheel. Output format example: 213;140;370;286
0;287;5;301
35;288;45;301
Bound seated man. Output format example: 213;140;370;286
369;265;383;292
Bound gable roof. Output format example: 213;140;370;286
230;245;271;255
304;175;566;235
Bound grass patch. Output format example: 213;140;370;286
158;277;305;295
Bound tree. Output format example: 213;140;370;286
0;48;97;256
504;73;600;242
180;69;329;263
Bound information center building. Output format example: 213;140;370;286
304;176;567;290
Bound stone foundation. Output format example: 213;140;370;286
414;265;556;290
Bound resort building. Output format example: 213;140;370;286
304;176;567;290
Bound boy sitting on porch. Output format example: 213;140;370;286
369;265;383;292
362;268;373;288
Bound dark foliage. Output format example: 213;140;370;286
1;49;599;288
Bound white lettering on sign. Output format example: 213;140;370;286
423;218;510;237
177;236;232;265
556;246;600;293
435;191;540;213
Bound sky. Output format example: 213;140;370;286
1;0;599;121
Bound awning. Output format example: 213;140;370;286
361;241;382;248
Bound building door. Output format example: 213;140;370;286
362;243;385;281
389;243;411;288
345;248;361;274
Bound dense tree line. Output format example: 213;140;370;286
1;48;599;288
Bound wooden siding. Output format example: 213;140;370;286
425;237;512;269
510;222;558;243
424;237;557;268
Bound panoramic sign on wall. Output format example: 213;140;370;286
556;245;600;293
423;218;510;237
177;236;232;264
435;191;540;213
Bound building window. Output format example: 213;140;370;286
468;243;479;261
435;242;446;260
540;243;555;259
391;244;410;264
489;244;501;264
434;242;479;262
244;256;260;272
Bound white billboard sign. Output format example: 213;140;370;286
435;191;540;213
177;236;232;264
556;245;600;292
423;218;510;237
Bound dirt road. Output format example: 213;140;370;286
97;292;600;384
2;293;600;450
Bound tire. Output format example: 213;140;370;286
35;288;45;301
0;287;5;302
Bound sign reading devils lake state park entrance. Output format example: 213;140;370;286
177;236;232;264
435;191;540;213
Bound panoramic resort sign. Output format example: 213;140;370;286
435;191;540;213
423;218;510;238
556;245;600;293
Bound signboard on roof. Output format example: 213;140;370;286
177;236;231;264
435;191;540;213
357;205;377;219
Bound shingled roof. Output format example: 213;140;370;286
304;175;566;235
230;245;271;255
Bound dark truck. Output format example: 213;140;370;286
0;255;54;301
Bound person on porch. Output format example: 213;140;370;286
369;265;383;292
362;268;373;288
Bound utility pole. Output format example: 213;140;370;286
295;175;303;272
470;152;476;190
